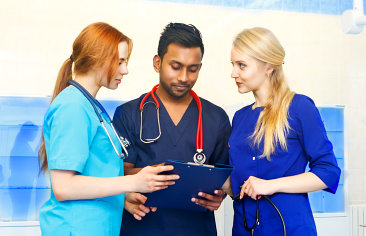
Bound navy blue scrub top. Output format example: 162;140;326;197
229;94;341;236
113;92;231;236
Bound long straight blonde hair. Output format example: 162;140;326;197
233;27;295;160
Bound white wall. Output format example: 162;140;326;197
1;0;366;235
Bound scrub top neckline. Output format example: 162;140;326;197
251;102;265;111
153;92;197;147
154;91;196;128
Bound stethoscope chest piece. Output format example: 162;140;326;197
193;150;206;164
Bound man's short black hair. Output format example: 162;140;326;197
157;23;204;60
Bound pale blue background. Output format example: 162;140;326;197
150;0;364;15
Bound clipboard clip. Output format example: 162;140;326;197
187;162;214;168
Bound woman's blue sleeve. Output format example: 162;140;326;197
47;102;91;173
293;95;341;194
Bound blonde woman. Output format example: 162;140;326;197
228;27;341;235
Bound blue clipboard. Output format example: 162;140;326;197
144;160;233;212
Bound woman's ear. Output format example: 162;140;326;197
153;55;161;73
265;64;274;77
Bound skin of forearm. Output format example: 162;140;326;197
271;172;327;194
51;170;138;201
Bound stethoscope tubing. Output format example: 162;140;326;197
262;195;286;236
68;80;128;159
235;194;286;236
139;84;205;163
139;101;161;143
189;89;203;151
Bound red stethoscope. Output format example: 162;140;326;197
139;84;206;164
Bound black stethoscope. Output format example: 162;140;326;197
139;84;206;164
233;193;286;236
68;80;129;159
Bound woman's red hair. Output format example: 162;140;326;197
39;22;132;172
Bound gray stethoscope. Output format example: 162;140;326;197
69;80;129;159
139;84;206;164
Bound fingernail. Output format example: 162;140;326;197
214;190;218;194
191;198;195;202
198;192;203;196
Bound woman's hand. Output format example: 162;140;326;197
132;165;180;193
240;176;276;200
124;192;157;220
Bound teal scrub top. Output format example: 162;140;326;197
39;86;124;236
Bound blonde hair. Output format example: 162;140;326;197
233;27;295;160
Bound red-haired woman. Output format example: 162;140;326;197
38;22;179;236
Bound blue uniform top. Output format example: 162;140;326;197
113;92;231;236
229;94;341;236
39;86;124;236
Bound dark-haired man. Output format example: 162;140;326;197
113;22;231;236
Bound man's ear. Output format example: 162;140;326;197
153;55;161;73
198;63;203;71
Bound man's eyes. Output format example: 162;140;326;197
171;64;199;72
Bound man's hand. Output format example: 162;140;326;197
124;192;157;220
191;189;226;211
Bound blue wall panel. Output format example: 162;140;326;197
0;96;124;221
150;0;365;15
302;0;321;13
337;158;344;184
320;0;339;15
283;0;301;11
309;186;344;213
327;131;344;158
309;191;322;212
0;97;49;126
227;0;245;8
323;186;344;212
318;106;344;131
308;106;344;213
0;189;49;221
